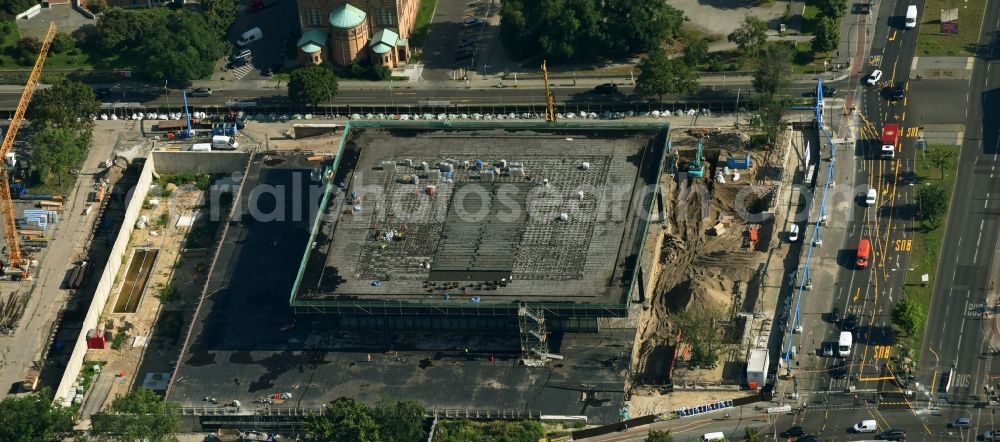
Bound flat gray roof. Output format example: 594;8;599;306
294;126;667;307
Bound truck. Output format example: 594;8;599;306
212;135;239;150
881;123;899;159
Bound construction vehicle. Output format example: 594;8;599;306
542;60;555;123
178;90;194;139
0;22;56;272
687;138;705;177
880;123;899;159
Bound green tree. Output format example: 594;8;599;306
752;43;794;97
288;65;339;106
916;183;948;226
31;127;89;186
370;63;392;81
682;38;710;66
51;33;76;53
892;295;925;336
435;420;544;442
675;305;726;369
91;389;180;442
927;145;957;179
647;429;675;442
372;399;427;442
635;47;699;102
812;16;840;53
603;0;685;53
0;388;74;442
91;8;159;53
815;0;848;19
200;0;237;33
728;16;768;56
304;398;380;442
745;426;761;442
500;0;603;61
139;11;223;84
27;78;100;134
86;0;110;13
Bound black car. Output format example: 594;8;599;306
780;426;805;438
594;83;619;94
829;308;841;324
842;314;858;331
804;85;838;97
886;82;905;101
878;428;906;440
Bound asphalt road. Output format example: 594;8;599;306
916;0;1000;414
0;80;838;111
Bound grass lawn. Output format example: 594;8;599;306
915;0;988;56
899;144;959;358
409;0;438;48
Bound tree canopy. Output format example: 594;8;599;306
647;430;675;442
682;38;710;66
31;126;90;186
892;295;925;336
812;16;840;53
728;16;768;56
500;0;685;61
434;420;545;442
91;389;180;442
304;398;428;442
200;0;237;34
753;43;793;97
27;78;100;135
288;65;340;106
635;47;699;102
0;388;74;442
815;0;848;19
927;145;957;179
916;183;948;226
90;8;223;84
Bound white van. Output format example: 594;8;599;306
212;135;239;150
237;27;262;47
702;432;726;441
905;5;918;29
838;331;852;357
190;143;212;152
853;419;877;433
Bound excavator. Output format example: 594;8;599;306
686;138;705;178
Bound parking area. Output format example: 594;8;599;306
419;0;507;81
220;0;299;81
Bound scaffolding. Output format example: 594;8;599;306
518;303;549;367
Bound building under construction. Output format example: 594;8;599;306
167;122;669;431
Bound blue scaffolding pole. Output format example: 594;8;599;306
783;80;839;374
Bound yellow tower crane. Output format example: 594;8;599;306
542;60;556;123
0;22;56;270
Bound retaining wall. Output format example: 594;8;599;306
16;4;41;19
54;156;155;405
151;151;249;175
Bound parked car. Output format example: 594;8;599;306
230;49;252;62
464;17;485;26
878;429;906;441
866;69;883;85
189;87;213;97
829;307;841;324
983;429;1000;441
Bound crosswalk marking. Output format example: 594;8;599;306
232;63;254;80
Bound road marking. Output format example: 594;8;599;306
854;287;861;302
870;54;883;65
902;112;906;122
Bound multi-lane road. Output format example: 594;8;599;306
918;0;1000;415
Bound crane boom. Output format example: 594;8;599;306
542;60;555;123
0;22;56;268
